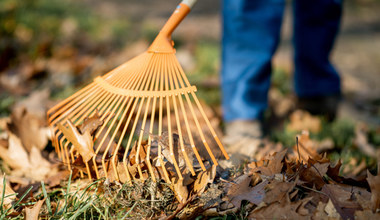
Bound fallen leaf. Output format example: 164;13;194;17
45;170;71;187
227;174;267;207
322;184;359;220
78;110;103;135
162;100;223;161
354;124;378;159
263;180;295;205
7;108;50;151
293;131;319;162
355;192;372;211
0;133;30;171
287;110;321;133
249;198;312;219
25;199;45;220
312;202;329;219
0;175;16;209
327;160;369;188
299;162;328;190
366;162;380;211
254;140;284;161
57;119;95;163
0;117;10;131
0;133;54;181
13;89;50;121
324;199;341;219
172;177;188;204
151;132;195;169
355;209;380;220
28;146;55;181
268;88;294;118
193;165;216;195
251;149;287;176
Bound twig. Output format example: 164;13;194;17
296;136;301;163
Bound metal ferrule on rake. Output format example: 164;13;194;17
47;0;229;188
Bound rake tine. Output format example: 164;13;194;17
168;55;195;176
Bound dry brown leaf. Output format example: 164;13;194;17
287;110;321;133
355;192;372;211
322;184;360;220
324;199;341;219
0;175;16;209
254;140;284;161
78;110;103;135
327;160;369;187
57;119;95;163
251;149;287;176
354;124;378;159
366;162;380;211
25;199;46;220
299;162;329;190
227;174;267;207
0;117;10;131
263;180;295;205
151;132;195;169
268;88;294;117
249;198;312;219
7;108;50;151
162;101;223;160
172;177;188;204
293;131;319;162
46;170;71;187
313;201;329;219
28;146;55;181
0;133;54;181
355;209;380;220
0;133;31;171
193;165;216;195
13;89;50;121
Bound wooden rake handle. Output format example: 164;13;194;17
148;0;197;53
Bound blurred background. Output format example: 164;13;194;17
0;0;379;171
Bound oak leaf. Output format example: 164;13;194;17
367;162;380;211
322;184;360;220
57;119;95;163
251;149;287;176
263;180;295;205
227;174;267;207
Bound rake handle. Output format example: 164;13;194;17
148;0;197;53
160;0;197;37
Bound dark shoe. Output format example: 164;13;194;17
297;94;341;121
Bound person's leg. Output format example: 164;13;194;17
293;0;342;98
221;0;285;123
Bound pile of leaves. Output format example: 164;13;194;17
0;90;379;219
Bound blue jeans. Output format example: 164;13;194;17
221;0;342;121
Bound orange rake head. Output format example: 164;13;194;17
47;0;229;186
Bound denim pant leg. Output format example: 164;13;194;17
221;0;285;122
293;0;343;97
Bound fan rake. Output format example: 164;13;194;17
47;0;229;186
